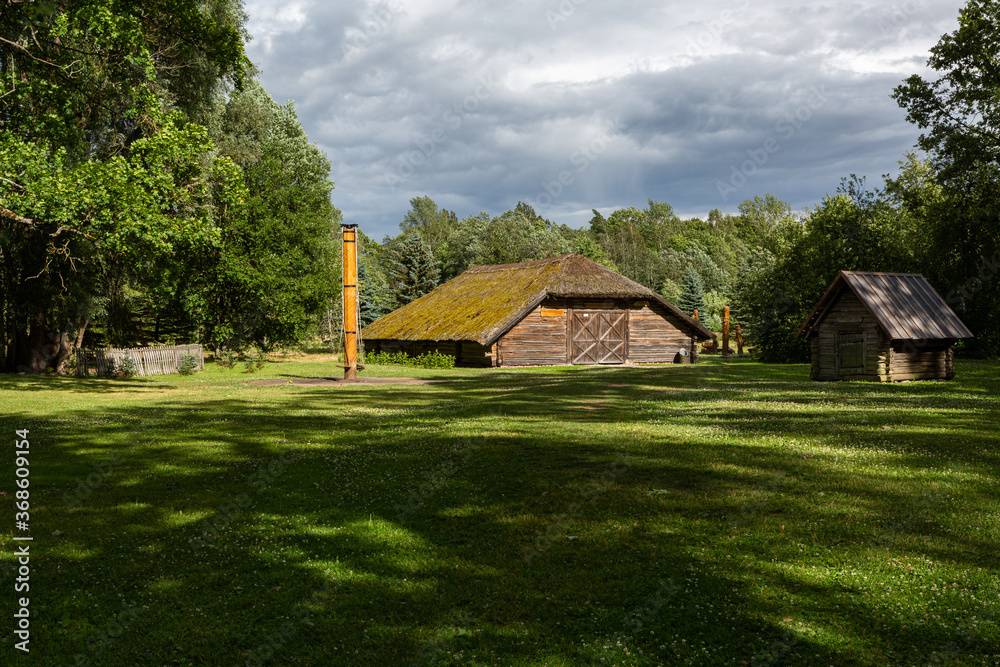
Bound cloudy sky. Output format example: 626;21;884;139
243;0;963;239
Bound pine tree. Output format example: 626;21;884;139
677;268;709;318
386;234;441;306
358;261;396;326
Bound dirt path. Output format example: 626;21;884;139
247;377;443;387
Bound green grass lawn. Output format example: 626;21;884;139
2;356;999;666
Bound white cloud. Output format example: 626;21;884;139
243;0;966;237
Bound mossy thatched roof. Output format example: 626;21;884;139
363;254;711;345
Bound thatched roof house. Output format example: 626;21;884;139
797;271;973;381
364;254;711;367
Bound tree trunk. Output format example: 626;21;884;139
17;312;76;374
51;328;73;374
74;316;90;351
0;303;6;374
9;324;25;372
25;315;48;373
326;307;335;353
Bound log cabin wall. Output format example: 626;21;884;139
810;290;888;381
809;289;957;382
628;300;697;364
888;342;953;381
496;299;570;367
497;298;697;366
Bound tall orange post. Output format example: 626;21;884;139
342;224;359;381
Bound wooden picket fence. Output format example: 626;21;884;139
75;344;204;377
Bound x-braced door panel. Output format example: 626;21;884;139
571;311;627;364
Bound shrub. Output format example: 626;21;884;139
366;351;410;366
216;349;238;369
178;354;199;375
243;348;266;373
366;350;456;369
415;350;455;368
116;355;139;379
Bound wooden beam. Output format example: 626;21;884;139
342;224;359;380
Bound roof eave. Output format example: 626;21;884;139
650;295;713;340
480;290;549;346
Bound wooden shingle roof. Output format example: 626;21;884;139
363;253;712;346
797;271;973;340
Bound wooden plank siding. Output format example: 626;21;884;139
628;301;696;364
888;342;954;381
497;299;569;367
809;291;887;381
568;310;628;364
498;298;697;366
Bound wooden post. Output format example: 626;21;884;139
722;306;731;357
736;324;744;356
342;224;359;381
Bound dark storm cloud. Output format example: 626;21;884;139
244;0;965;238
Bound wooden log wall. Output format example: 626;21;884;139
628;300;696;364
810;290;886;381
368;298;701;368
496;299;570;367
497;298;697;366
888;342;953;381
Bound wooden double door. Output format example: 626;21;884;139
570;310;628;364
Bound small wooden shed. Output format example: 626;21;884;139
797;271;973;382
363;254;711;367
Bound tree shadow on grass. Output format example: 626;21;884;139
9;360;1000;665
0;374;159;394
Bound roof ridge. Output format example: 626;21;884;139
840;270;925;277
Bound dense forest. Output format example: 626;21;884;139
2;0;998;373
1;0;340;373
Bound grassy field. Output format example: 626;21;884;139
2;355;999;666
